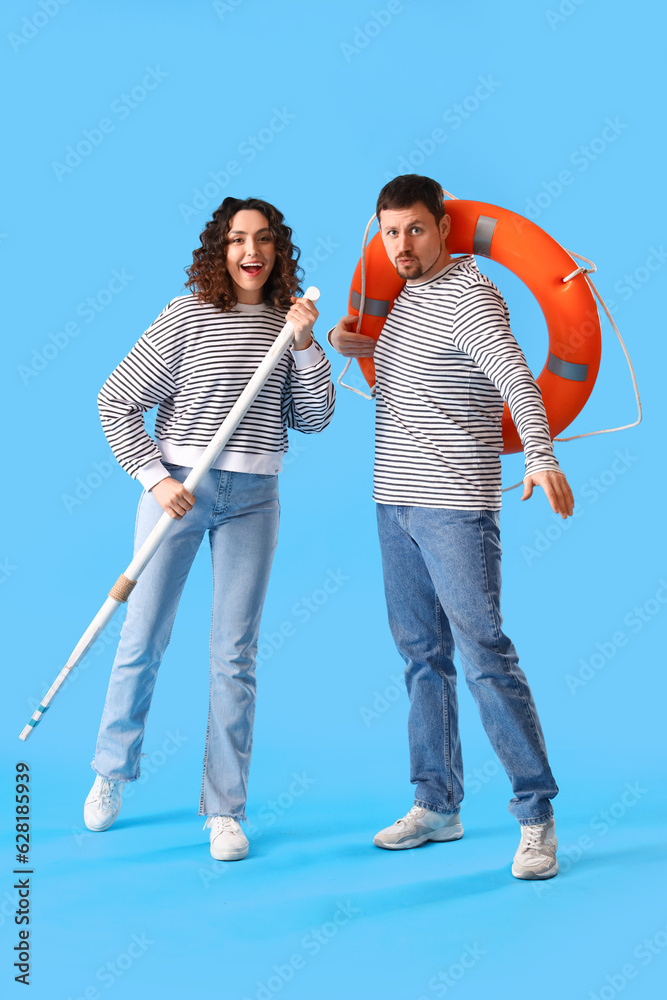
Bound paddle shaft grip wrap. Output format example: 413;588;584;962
108;573;138;603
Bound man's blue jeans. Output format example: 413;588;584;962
376;503;558;826
92;464;280;820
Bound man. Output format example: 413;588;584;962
329;174;574;880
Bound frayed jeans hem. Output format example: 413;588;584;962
202;811;248;823
91;762;140;784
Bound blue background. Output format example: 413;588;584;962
2;1;665;998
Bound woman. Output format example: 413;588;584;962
83;196;335;860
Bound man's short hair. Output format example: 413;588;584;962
376;174;445;225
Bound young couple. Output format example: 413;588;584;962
85;176;574;881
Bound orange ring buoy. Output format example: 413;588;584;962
348;200;602;454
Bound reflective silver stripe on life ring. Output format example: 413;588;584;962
473;215;497;257
547;353;589;382
350;289;390;317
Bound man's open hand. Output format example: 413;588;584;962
330;315;377;357
522;469;574;519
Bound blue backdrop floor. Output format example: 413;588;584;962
14;751;666;1000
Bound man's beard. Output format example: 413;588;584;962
395;243;441;280
395;258;425;279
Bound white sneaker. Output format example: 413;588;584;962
84;775;123;832
203;816;249;861
512;817;558;879
373;805;464;850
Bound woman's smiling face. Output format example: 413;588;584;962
225;209;277;302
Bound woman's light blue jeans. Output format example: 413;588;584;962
91;464;280;820
376;503;558;826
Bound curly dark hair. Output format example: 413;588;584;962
376;174;446;226
184;196;303;311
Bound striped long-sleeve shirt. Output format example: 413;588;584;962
98;295;335;491
372;255;560;509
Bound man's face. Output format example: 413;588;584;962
379;201;451;281
225;209;276;298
